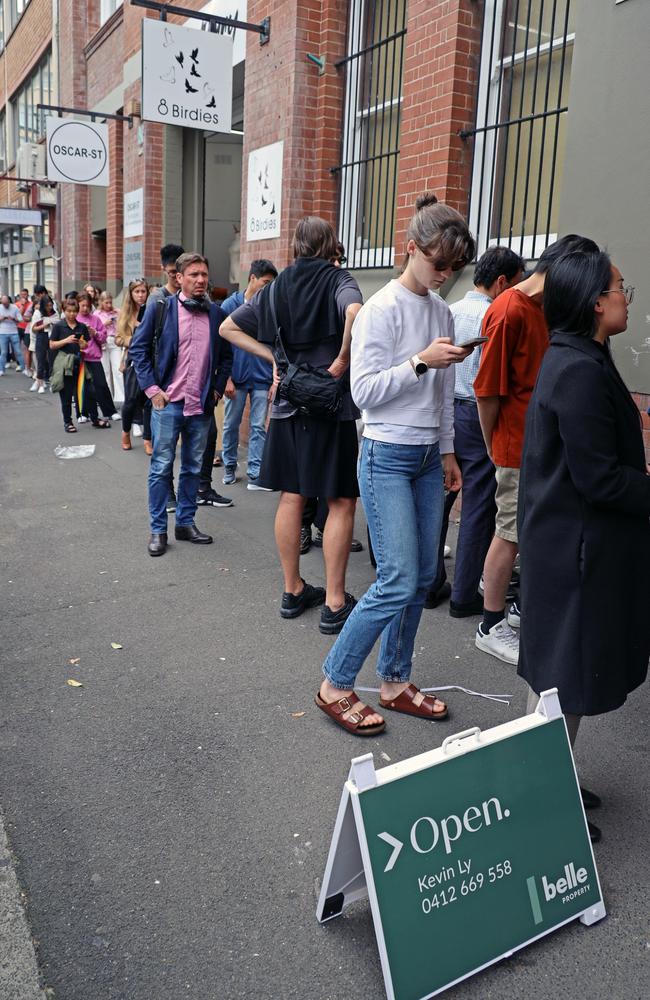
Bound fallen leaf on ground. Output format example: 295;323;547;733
69;658;80;665
291;711;305;718
66;679;83;687
110;642;123;650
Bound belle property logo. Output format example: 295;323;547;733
526;861;592;925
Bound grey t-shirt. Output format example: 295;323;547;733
231;270;362;420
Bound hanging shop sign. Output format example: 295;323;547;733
124;189;144;239
246;140;283;241
45;117;109;186
141;18;233;132
317;690;605;1000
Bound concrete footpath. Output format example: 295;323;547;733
0;372;648;999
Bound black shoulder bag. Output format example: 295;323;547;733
268;280;343;421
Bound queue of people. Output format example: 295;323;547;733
7;195;649;845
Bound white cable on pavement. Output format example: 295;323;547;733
356;685;513;706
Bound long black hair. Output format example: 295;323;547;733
543;250;612;339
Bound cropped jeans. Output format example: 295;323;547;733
149;401;210;533
221;387;270;479
0;331;23;372
323;438;444;690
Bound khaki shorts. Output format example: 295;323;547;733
494;466;520;543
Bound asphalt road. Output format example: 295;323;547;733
0;372;648;1000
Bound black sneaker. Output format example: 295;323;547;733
319;593;357;635
280;579;326;619
449;594;484;618
424;581;451;609
166;494;177;514
300;526;312;554
196;488;234;508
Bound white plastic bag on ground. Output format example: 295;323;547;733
54;444;96;460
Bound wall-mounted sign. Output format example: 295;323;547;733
0;208;43;226
141;19;232;132
45;117;109;186
246;140;283;242
124;241;144;284
194;2;247;67
318;691;605;1000
124;188;144;239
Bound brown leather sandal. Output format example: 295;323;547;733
379;683;448;721
315;691;386;736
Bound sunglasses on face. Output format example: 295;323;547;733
415;246;467;272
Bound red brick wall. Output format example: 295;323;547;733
394;0;482;251
0;0;53;104
241;0;349;272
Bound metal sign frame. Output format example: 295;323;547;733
317;689;606;1000
130;0;270;44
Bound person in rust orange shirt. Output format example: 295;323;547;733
473;234;598;665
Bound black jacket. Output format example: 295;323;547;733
518;333;650;715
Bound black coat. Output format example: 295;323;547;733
518;333;650;715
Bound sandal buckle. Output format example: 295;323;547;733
338;697;351;711
348;711;363;724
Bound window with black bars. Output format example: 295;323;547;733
332;0;407;269
463;0;575;260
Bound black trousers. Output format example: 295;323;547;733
198;415;218;491
85;360;116;418
34;332;50;380
302;496;329;533
59;369;98;426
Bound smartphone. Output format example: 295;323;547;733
461;336;489;348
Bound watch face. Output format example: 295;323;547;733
415;361;428;375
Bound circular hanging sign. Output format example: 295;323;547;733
46;119;109;185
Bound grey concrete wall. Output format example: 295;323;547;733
560;0;650;391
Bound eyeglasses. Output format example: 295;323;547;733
416;246;467;272
600;285;635;305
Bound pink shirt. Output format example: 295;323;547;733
96;309;118;336
76;312;107;362
145;294;211;416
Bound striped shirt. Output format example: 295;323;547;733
450;290;493;402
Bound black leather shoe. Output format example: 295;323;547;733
175;524;213;544
148;532;168;557
350;537;363;553
587;820;602;844
580;787;602;810
449;594;484;618
424;581;451;609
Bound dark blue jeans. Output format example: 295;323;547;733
149;401;210;533
436;399;497;604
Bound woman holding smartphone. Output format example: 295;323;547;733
316;193;476;736
49;300;105;432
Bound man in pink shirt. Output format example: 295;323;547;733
129;253;232;556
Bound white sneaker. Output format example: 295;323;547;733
23;367;32;377
78;415;89;423
15;366;24;373
475;619;519;665
30;380;39;391
0;370;4;376
38;385;46;393
507;601;521;629
132;423;143;437
110;412;120;421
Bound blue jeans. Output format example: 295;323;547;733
149;401;211;532
0;332;23;372
221;387;269;479
323;438;444;690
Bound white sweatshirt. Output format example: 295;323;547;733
350;279;455;449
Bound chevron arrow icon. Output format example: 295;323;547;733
378;831;404;873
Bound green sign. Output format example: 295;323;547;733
317;691;605;1000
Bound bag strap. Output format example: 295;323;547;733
152;296;169;381
268;279;289;366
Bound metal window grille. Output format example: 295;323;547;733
332;0;407;269
463;0;575;259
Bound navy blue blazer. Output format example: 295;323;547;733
129;294;232;413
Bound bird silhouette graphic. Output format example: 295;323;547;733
202;82;215;99
185;79;198;93
190;47;199;63
261;194;267;207
175;51;184;68
163;28;174;48
270;203;276;215
160;67;176;84
190;65;201;78
206;96;216;108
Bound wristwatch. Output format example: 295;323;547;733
410;354;428;377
